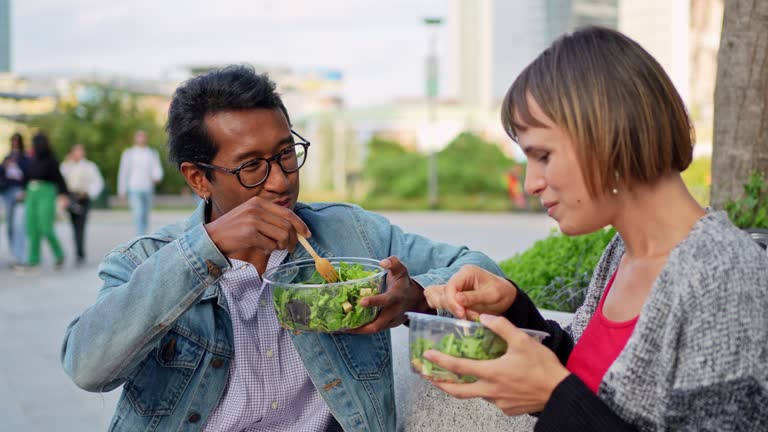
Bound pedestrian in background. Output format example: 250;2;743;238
117;130;163;236
506;164;527;210
1;133;29;266
20;132;69;271
61;143;104;265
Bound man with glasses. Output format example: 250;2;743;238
61;65;503;432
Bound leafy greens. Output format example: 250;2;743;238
272;262;381;332
410;325;507;383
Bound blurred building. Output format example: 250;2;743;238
572;0;618;28
299;0;634;197
689;0;724;156
447;0;621;110
618;1;691;105
65;74;177;124
0;0;9;73
183;64;344;119
443;0;719;153
314;0;719;202
295;101;507;198
0;74;57;155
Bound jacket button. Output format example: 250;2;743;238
206;260;222;277
211;358;224;369
188;412;201;423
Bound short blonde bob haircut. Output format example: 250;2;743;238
502;26;694;197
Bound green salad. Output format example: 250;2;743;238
272;262;382;332
410;326;507;383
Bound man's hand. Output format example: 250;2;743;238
423;265;517;320
204;196;310;256
346;256;429;334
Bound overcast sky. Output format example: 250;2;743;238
12;0;448;107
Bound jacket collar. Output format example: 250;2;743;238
182;202;225;303
184;199;208;231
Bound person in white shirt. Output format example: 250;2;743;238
61;144;104;265
117;130;163;235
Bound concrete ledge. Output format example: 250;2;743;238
394;310;574;431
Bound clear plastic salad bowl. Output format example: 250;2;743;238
264;257;387;332
406;312;549;383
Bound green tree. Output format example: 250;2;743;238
437;132;514;196
363;133;516;206
363;137;427;199
27;85;186;196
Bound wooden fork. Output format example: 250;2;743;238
297;234;340;283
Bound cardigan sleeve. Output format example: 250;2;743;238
503;286;637;431
503;282;574;365
534;374;638;431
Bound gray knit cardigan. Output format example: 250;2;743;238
567;211;768;430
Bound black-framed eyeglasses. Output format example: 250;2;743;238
196;130;310;188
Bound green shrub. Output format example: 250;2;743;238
498;228;616;312
362;133;517;208
724;171;768;229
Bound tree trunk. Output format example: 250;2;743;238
710;0;768;208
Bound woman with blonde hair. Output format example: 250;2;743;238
423;27;767;430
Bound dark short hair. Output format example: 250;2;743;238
166;65;291;175
32;132;54;160
502;26;694;197
10;133;24;152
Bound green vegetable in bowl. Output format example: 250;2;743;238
272;262;381;332
410;326;507;383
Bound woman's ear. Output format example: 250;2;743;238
180;161;210;199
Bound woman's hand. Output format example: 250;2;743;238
423;265;517;320
424;314;570;416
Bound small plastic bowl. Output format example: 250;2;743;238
406;312;549;383
263;257;386;333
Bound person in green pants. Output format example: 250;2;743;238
20;133;69;270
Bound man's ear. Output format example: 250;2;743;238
180;161;210;199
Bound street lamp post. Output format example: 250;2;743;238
423;16;442;209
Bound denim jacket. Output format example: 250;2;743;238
61;202;503;432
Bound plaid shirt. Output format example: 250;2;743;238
202;251;334;432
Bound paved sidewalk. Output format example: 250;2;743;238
0;209;555;431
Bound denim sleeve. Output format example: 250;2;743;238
60;223;230;392
351;208;504;288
